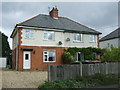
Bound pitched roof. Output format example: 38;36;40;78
100;27;120;41
17;14;101;35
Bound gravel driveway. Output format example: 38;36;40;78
2;70;48;88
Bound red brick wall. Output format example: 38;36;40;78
12;48;16;69
17;46;65;70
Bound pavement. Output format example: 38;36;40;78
2;69;48;88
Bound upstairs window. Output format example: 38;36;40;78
43;50;56;62
73;33;82;42
44;31;55;40
90;35;96;42
25;29;34;39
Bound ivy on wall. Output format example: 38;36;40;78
62;47;102;63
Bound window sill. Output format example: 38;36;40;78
43;61;56;63
24;38;34;40
89;42;96;43
43;39;55;41
73;41;84;43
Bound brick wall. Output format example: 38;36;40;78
12;48;16;69
17;46;65;70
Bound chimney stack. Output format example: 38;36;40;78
49;7;58;18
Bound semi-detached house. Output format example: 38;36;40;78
10;8;101;70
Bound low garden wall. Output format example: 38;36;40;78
0;57;7;68
48;62;119;81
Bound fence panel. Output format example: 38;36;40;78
107;62;118;74
48;62;119;82
48;64;81;81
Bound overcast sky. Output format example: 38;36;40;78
1;2;119;49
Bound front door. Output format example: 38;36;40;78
23;51;31;69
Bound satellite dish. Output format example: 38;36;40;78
58;41;63;45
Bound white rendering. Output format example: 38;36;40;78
100;38;119;49
21;28;98;48
100;28;120;49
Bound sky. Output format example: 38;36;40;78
1;1;119;49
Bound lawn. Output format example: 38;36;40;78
38;73;119;88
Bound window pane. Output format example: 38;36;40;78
48;33;52;40
74;34;82;41
44;55;47;61
44;51;47;54
48;51;55;61
51;33;55;40
25;29;34;38
77;34;80;41
90;35;96;42
25;54;29;60
94;35;96;42
90;35;92;41
44;31;54;40
25;30;30;38
74;34;76;40
44;33;48;40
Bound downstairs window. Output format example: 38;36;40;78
43;50;56;62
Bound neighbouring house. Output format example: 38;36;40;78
100;27;120;49
10;8;101;70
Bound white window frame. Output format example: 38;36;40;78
90;35;96;42
43;50;56;62
73;33;83;42
25;29;34;39
43;31;55;40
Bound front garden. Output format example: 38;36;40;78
38;46;120;88
38;73;119;88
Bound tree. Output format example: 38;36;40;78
0;32;11;67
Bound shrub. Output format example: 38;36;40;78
62;51;76;64
38;74;119;88
100;46;120;62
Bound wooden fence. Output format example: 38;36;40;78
48;62;119;82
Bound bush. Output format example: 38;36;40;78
100;46;120;62
62;51;76;64
38;74;119;88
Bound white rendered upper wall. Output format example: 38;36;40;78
21;28;98;48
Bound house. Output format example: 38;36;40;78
10;8;101;70
100;27;120;49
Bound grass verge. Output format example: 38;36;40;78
38;73;120;88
